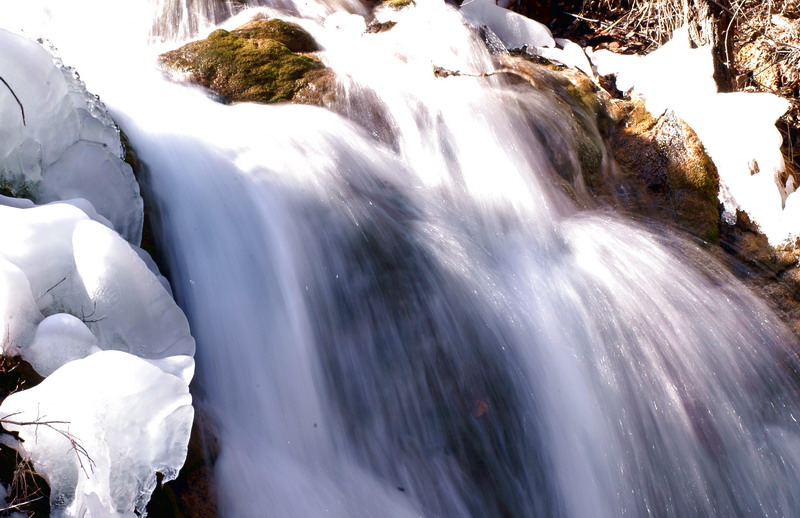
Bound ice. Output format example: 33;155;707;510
0;259;41;356
0;203;195;364
38;141;143;242
58;197;115;231
144;355;196;384
0;193;35;209
0;188;195;515
0;350;193;517
26;314;100;377
589;27;794;245
72;219;195;358
459;0;555;50
0;29;143;244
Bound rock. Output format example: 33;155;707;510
366;21;397;33
495;55;615;197
381;0;414;9
610;99;720;243
231;17;320;52
160;19;333;105
782;267;800;291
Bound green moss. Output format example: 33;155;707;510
232;18;319;52
160;19;324;104
574;130;604;190
383;0;414;9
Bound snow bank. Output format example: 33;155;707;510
0;350;193;517
0;29;143;244
590;27;795;245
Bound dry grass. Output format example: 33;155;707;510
572;0;800;182
576;0;799;52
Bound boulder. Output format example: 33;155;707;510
160;19;333;105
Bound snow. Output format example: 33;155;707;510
0;29;143;244
535;38;594;77
459;0;555;50
0;350;193;518
589;27;794;245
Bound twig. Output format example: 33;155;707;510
434;65;545;90
0;75;26;126
0;412;96;478
44;276;67;295
566;12;602;23
0;494;44;511
79;301;105;324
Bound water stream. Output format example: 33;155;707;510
4;0;800;516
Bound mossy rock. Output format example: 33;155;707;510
232;18;319;53
382;0;414;9
610;99;720;243
160;19;326;105
495;55;614;195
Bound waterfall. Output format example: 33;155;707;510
3;0;800;516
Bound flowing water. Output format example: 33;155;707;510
4;1;800;516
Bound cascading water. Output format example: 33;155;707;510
4;0;800;516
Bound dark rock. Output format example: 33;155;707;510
147;407;220;518
366;21;397;33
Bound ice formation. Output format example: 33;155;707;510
0;29;195;516
0;201;196;515
0;203;195;365
460;0;555;50
0;350;193;517
0;29;143;244
590;27;795;245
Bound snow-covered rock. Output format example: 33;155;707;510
589;27;794;245
0;29;143;244
0;350;193;517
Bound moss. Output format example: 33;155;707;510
160;19;324;104
574;130;604;190
383;0;414;9
0;180;34;200
232;18;319;52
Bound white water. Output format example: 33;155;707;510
4;0;800;516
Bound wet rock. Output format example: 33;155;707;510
609;98;720;243
366;21;397;33
160;19;333;105
496;55;618;198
